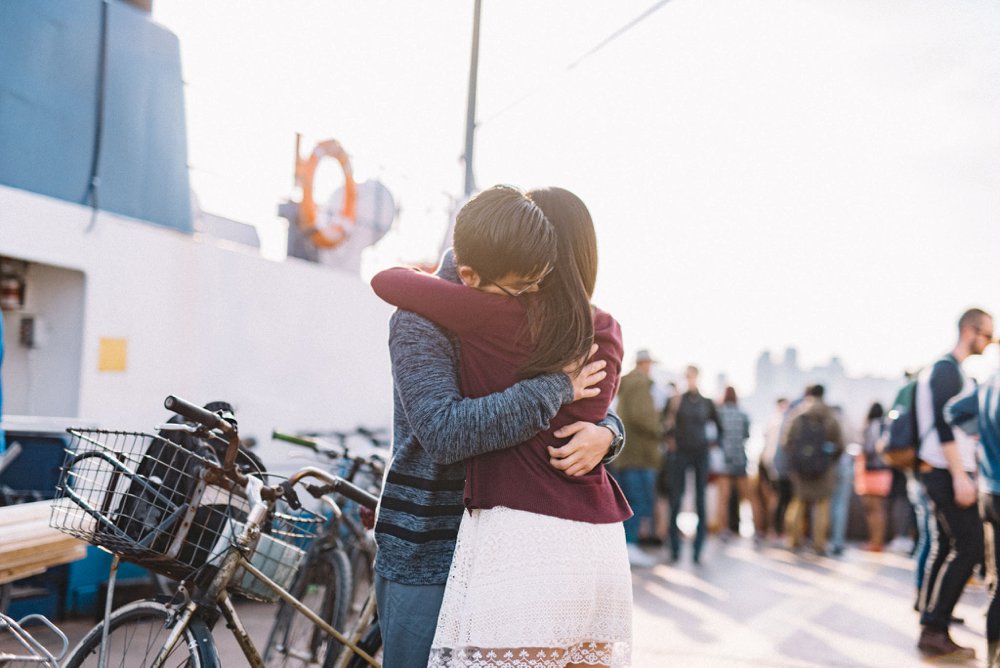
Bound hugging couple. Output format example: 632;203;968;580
370;185;634;668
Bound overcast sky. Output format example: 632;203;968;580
154;0;1000;392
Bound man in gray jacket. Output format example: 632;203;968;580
373;252;624;667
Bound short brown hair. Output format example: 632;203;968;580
452;185;555;283
959;307;991;333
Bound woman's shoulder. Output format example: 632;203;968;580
591;306;622;347
591;305;621;332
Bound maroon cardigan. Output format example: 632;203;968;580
372;267;631;524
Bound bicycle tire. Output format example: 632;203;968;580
346;542;374;623
62;599;218;668
264;547;352;667
342;619;381;668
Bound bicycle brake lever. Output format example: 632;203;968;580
278;480;302;510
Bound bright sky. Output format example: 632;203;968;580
154;0;1000;392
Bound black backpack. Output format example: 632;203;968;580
788;412;838;480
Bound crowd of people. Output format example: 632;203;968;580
363;181;998;666
615;308;1000;664
613;357;899;563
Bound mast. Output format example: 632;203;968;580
463;0;482;197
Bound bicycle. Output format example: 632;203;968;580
0;612;67;667
263;430;386;668
279;429;386;604
50;395;382;667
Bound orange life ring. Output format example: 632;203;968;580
296;138;357;249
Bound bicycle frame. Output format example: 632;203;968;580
131;467;379;668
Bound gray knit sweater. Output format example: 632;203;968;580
373;256;623;585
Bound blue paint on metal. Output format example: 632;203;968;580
0;0;192;232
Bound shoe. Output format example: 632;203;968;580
918;627;976;660
626;543;657;569
638;536;664;547
861;542;884;553
887;535;915;554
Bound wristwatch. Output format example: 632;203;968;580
601;424;625;462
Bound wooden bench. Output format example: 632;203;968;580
0;500;87;586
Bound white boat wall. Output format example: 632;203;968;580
0;0;394;460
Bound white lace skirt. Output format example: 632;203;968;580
428;506;633;668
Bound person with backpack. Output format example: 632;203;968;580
915;307;993;661
781;384;844;556
663;364;723;564
947;348;1000;665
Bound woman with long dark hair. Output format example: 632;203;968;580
855;401;891;551
371;185;632;667
715;386;751;539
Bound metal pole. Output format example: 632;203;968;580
463;0;482;197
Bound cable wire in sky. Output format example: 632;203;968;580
478;0;673;128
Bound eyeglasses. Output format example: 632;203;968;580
491;266;554;298
976;328;997;344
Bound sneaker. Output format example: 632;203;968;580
626;543;657;569
918;627;976;660
887;535;915;554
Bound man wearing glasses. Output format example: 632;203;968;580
916;307;994;660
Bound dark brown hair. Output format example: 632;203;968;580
518;187;597;378
453;185;555;283
723;386;738;405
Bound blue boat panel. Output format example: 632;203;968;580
0;0;192;232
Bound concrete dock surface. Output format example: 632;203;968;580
49;536;989;667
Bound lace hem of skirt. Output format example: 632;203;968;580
427;641;630;668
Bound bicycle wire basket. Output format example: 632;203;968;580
50;429;320;602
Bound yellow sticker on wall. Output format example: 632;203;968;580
98;338;127;372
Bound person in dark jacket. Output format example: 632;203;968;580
663;365;722;563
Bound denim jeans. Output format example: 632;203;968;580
374;572;446;667
612;467;657;543
668;449;709;559
829;454;854;550
919;468;984;631
913;483;938;606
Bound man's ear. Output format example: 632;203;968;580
457;265;482;288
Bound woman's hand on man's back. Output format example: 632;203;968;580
565;344;606;402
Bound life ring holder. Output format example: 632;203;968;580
295;136;358;249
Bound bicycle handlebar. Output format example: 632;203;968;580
164;395;246;487
164;395;234;434
272;431;324;452
289;466;379;510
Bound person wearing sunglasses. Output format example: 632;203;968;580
916;307;994;660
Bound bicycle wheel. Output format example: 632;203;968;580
62;599;217;668
346;542;374;623
263;547;352;667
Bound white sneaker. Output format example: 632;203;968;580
627;543;657;569
887;535;915;554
